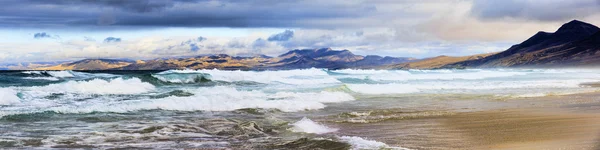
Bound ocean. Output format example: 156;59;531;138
1;69;600;149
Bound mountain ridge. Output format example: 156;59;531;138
33;48;414;70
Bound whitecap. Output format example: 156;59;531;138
156;68;340;85
0;88;20;105
290;117;338;134
24;77;155;95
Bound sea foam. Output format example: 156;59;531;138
25;77;155;95
339;136;410;150
156;68;340;85
290;117;338;134
29;86;355;114
0;88;20;105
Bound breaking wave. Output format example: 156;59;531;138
0;88;20;105
290;117;338;134
1;86;355;117
332;69;528;81
151;70;211;83
154;68;340;85
22;77;155;95
22;71;75;78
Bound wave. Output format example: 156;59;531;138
0;88;20;105
290;117;338;134
21;71;118;79
346;84;420;94
335;110;455;123
346;79;598;94
22;77;60;81
151;70;211;83
155;68;340;85
331;69;528;81
22;77;155;95
1;86;354;117
22;71;74;78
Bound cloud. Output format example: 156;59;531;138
190;43;200;52
471;0;600;21
33;32;56;39
84;36;96;41
197;36;207;42
104;37;122;43
0;0;378;29
268;30;294;41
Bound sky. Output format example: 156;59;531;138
1;0;600;63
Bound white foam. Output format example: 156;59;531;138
339;136;410;150
151;72;209;83
160;68;340;85
22;77;60;81
46;71;75;78
24;77;155;95
332;69;528;81
346;84;420;94
0;88;20;105
290;117;338;134
346;79;598;94
20;86;355;115
23;71;75;78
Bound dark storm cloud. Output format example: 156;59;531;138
104;37;121;43
471;0;600;21
267;30;294;41
0;0;377;29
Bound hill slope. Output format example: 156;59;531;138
445;20;600;68
387;53;495;69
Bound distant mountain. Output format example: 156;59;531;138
386;53;495;69
445;20;600;68
33;48;415;70
36;59;133;70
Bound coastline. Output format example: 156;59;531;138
332;91;600;150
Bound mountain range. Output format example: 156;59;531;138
33;48;415;70
14;20;600;70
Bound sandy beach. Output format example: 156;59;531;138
333;91;600;150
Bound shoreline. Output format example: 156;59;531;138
332;91;600;149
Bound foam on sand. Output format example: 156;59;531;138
338;136;410;150
346;79;599;95
290;117;338;134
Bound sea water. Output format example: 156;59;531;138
0;69;599;149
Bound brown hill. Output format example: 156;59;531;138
36;59;132;70
445;20;600;68
387;53;495;69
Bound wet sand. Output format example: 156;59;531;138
334;92;600;150
444;109;600;149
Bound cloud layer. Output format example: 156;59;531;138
1;0;600;63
